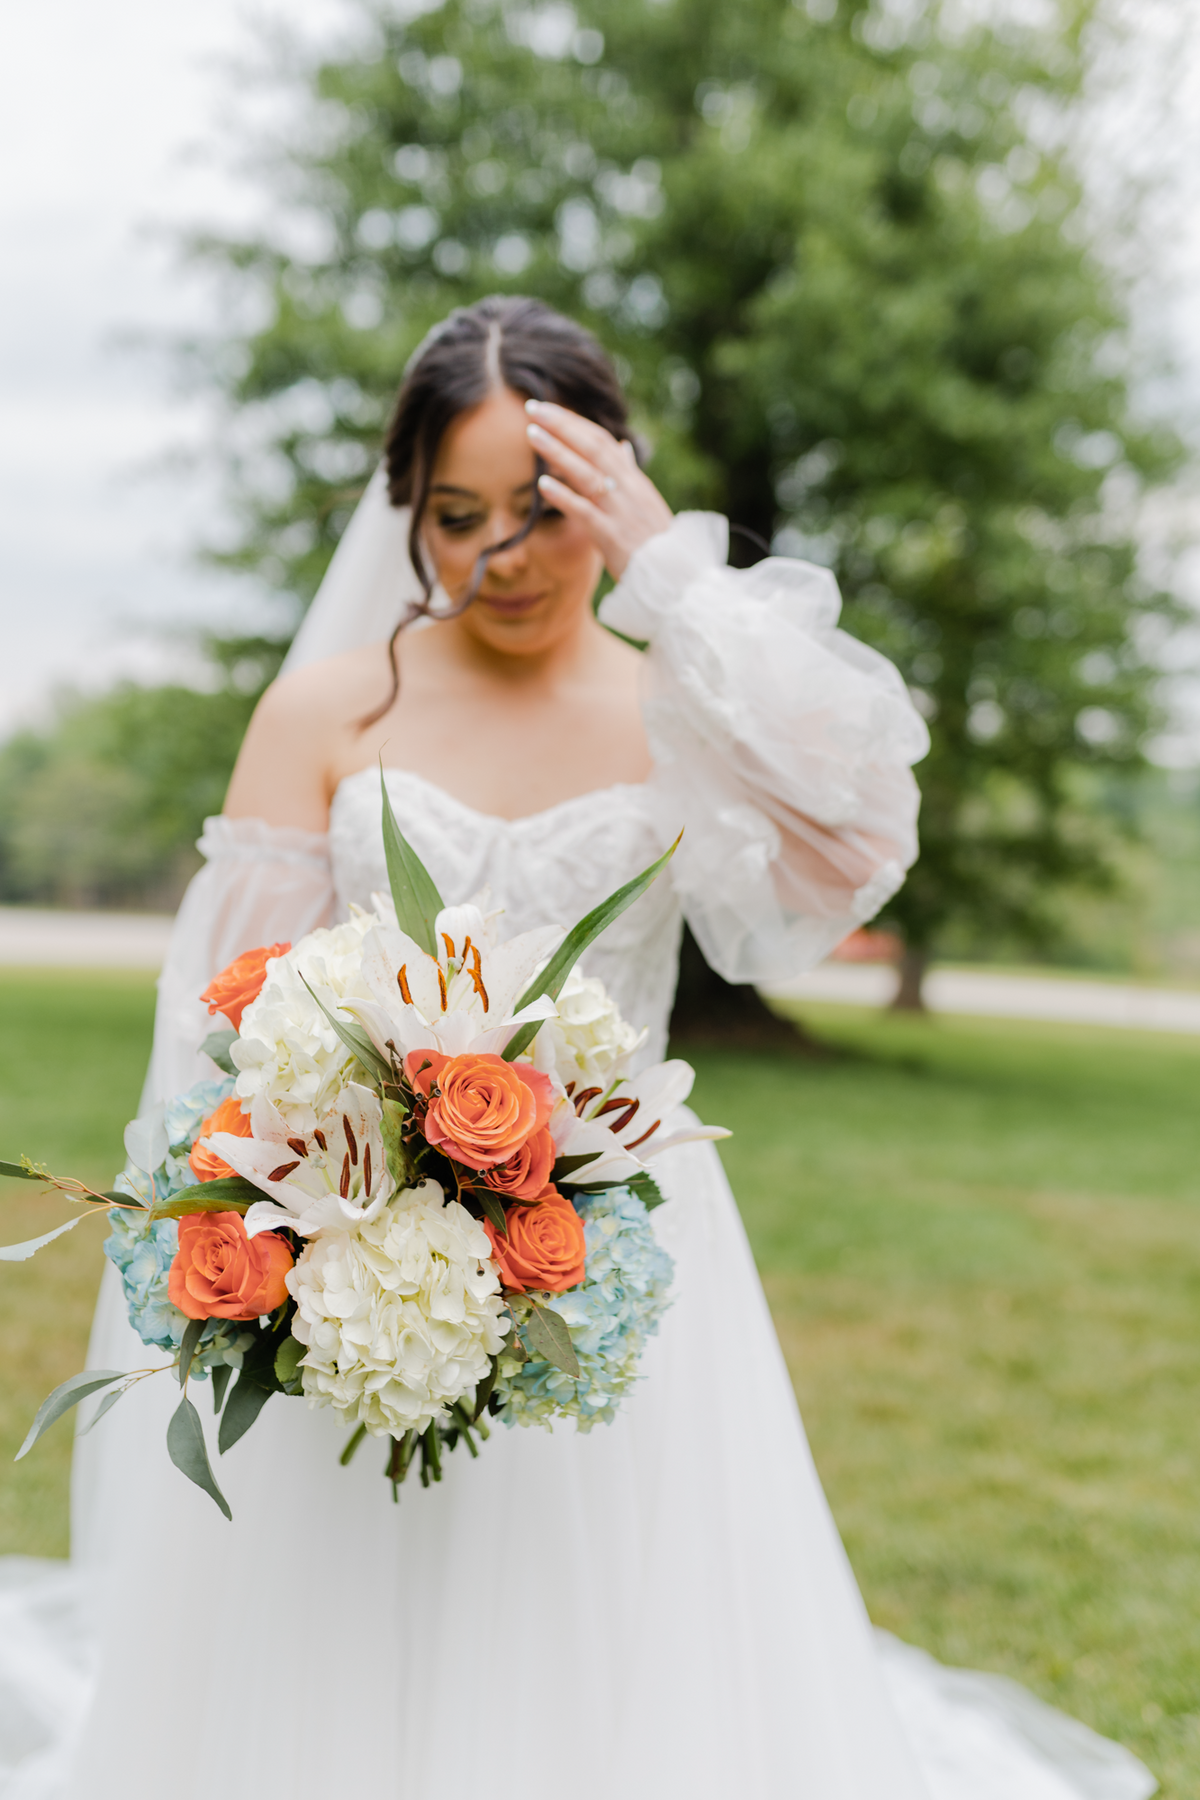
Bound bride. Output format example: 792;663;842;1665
13;296;1154;1798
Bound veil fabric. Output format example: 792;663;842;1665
280;468;424;675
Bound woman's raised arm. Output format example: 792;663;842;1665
599;513;929;985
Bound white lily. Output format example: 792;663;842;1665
204;1082;395;1238
340;903;563;1064
549;1059;730;1187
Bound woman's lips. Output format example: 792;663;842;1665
478;591;547;617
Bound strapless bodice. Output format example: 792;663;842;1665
328;767;684;1066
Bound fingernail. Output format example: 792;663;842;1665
526;421;549;442
524;398;544;413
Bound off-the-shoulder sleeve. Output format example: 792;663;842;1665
143;816;336;1108
599;512;929;985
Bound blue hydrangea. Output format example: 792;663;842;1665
494;1186;674;1431
104;1076;252;1375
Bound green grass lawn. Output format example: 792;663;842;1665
1;972;1197;1792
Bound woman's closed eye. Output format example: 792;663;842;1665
434;510;487;535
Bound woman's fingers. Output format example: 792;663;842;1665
525;399;624;477
526;420;613;499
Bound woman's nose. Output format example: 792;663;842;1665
486;522;531;581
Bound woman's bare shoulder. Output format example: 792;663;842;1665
224;642;394;828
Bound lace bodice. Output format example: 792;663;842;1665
330;769;683;1067
144;512;929;1106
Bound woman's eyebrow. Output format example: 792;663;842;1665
428;480;537;499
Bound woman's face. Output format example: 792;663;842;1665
421;385;605;658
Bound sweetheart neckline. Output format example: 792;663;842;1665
330;764;649;831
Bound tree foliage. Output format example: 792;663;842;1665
181;0;1180;970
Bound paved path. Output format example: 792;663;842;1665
3;906;1200;1035
0;907;173;970
767;963;1200;1035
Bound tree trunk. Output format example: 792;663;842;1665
668;926;831;1055
891;946;930;1012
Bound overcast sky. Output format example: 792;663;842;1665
2;0;1199;750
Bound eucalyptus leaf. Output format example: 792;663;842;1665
0;1159;44;1181
274;1336;305;1392
177;1318;205;1387
167;1395;232;1520
76;1383;129;1439
148;1176;259;1223
0;1214;92;1262
380;1095;409;1184
217;1372;273;1455
522;1302;581;1379
300;976;392;1085
211;1363;234;1415
16;1370;126;1461
502;835;680;1061
380;764;444;957
201;1028;238;1075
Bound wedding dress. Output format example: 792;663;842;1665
0;509;1155;1800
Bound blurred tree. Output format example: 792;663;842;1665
0;637;279;909
178;0;1180;1005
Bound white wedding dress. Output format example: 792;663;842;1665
0;513;1155;1799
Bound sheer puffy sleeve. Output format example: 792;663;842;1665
599;512;929;985
143;817;336;1108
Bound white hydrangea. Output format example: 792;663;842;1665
287;1180;508;1439
530;967;643;1088
232;911;377;1129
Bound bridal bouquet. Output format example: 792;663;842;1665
2;778;724;1517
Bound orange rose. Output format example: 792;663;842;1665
481;1127;556;1200
188;1095;253;1183
168;1211;293;1321
200;942;290;1032
406;1050;554;1170
484;1187;586;1295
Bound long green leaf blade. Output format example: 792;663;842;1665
300;976;392;1086
167;1395;232;1520
0;1159;44;1181
503;835;680;1061
16;1370;125;1460
380;764;443;956
217;1372;273;1455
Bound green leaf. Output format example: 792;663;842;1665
177;1318;205;1386
522;1302;581;1379
576;1170;667;1213
502;835;680;1061
471;1354;499;1421
148;1176;260;1222
211;1363;234;1415
167;1395;232;1520
0;1159;44;1181
380;1095;409;1184
551;1152;602;1184
16;1370;126;1461
274;1336;305;1392
472;1185;508;1237
201;1028;238;1075
217;1371;273;1455
75;1383;128;1440
300;975;392;1086
380;763;444;957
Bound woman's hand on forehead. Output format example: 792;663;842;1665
524;399;673;579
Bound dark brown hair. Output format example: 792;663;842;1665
363;295;635;725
